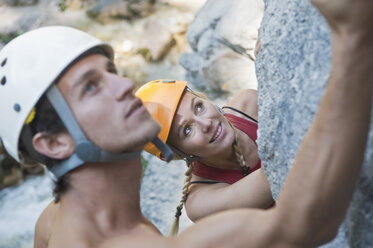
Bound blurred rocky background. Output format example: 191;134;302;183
0;0;262;247
256;0;373;247
3;0;370;247
180;0;263;95
0;0;200;247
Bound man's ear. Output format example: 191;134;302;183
32;132;75;160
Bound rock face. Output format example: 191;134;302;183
140;154;192;235
1;0;37;6
180;0;264;95
138;18;176;61
88;0;156;23
256;0;373;247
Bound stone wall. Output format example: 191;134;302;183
256;0;373;247
180;0;264;95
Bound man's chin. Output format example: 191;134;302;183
131;125;161;152
148;119;161;138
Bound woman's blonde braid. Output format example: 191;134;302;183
168;160;194;236
228;121;250;176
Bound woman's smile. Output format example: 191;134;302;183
210;123;223;143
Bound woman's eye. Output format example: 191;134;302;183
196;103;203;112
184;125;191;136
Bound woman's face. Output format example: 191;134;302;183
167;91;235;158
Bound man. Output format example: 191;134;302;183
0;0;372;247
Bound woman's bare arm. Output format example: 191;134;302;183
185;169;273;221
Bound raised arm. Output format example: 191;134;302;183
109;0;373;247
272;0;373;245
179;0;373;247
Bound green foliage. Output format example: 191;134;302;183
58;0;68;12
86;8;99;19
141;155;148;178
0;32;22;45
127;4;140;17
138;48;150;58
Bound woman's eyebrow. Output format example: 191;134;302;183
176;96;197;138
177;119;185;138
191;97;196;111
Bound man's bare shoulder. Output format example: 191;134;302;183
100;209;287;248
34;201;59;248
98;223;176;248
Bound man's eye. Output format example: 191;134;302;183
184;125;191;136
84;82;97;93
196;103;203;112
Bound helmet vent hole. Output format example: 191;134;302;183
1;58;6;67
14;104;21;112
1;76;6;85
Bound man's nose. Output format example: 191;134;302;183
109;75;136;101
196;117;211;133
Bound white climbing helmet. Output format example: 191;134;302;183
0;26;113;162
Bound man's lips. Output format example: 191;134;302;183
126;98;144;118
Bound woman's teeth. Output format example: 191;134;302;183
211;125;222;143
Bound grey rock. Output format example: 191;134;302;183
180;0;263;95
88;0;155;23
140;153;192;235
0;174;54;248
138;19;176;61
256;0;373;247
1;0;37;6
0;0;51;34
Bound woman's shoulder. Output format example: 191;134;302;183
226;89;258;120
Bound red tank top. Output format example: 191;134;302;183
192;113;261;184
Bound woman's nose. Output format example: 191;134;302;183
109;75;136;101
196;117;211;133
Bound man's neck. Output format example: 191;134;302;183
59;157;145;232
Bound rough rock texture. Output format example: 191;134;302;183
88;0;155;23
256;0;373;247
180;0;263;95
140;153;192;235
1;0;37;6
138;18;176;61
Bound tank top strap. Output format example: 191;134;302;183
222;106;257;123
192;160;262;185
224;113;258;144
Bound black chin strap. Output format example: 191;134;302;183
171;146;200;162
152;137;173;162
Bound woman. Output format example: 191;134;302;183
135;79;275;235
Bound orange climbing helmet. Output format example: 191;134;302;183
135;79;187;159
